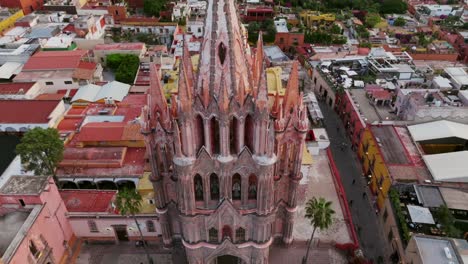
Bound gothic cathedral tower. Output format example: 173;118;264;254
142;0;308;262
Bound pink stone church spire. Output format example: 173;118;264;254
283;61;300;116
196;0;252;107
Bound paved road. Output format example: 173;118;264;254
318;100;390;264
75;241;187;264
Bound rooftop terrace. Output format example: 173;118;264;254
0;211;31;258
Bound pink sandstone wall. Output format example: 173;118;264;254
8;179;74;264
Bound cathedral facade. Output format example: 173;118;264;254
142;0;308;262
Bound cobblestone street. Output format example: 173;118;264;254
75;241;186;264
318;100;391;263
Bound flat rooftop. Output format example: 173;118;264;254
0;99;60;124
414;235;461;264
0;211;31;258
371;125;409;165
351;89;395;123
61;190;116;213
0;176;49;195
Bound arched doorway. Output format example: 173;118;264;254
216;255;244;264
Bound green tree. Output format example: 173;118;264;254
365;13;382;28
436;205;461;238
262;19;277;43
16;128;64;186
107;54;140;84
380;0;407;14
247;22;261;43
143;0;167;17
107;54;124;70
303;197;335;264
116;188;153;264
330;24;342;34
393;17;406;27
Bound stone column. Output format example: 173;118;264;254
237;118;245;153
203;118;211;155
158;210;173;247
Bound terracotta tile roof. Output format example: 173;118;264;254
0;82;35;94
77;61;97;70
60;147;126;167
122;122;144;141
56;147;145;177
22;50;88;71
60;190;116;213
34;93;65;100
73;68;95;80
0;100;60;123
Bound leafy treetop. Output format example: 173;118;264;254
16;127;64;180
115;187;143;216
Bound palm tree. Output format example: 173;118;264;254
303;197;335;264
115;188;153;264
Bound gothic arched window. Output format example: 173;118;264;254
232;174;241;200
222;225;233;240
210;117;220;155
230;116;238;155
245;114;254;152
209;228;218;243
195;115;205;154
210;174;220;200
235;227;246;243
194;174;204;201
248;174;257;200
218;42;227;65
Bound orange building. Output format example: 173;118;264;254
0;0;43;14
275;32;304;51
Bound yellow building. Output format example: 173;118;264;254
137;172;156;214
358;126;392;209
299;11;335;27
0;9;24;36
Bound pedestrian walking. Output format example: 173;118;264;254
352;179;356;185
336;126;340;133
362;192;367;198
349;200;353;206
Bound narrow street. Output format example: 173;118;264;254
318;100;390;263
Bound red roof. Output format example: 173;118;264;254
0;100;61;123
57;117;84;131
368;90;392;101
22;50;88;71
95;43;145;51
75;122;125;142
77;61;97;70
56;147;145;177
60;190;116;213
34;93;65;100
0;82;35;94
357;48;370;55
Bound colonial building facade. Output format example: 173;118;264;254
142;0;308;262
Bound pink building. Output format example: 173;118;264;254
61;190;162;243
0;176;75;264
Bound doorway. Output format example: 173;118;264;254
216;255;243;264
113;225;129;241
